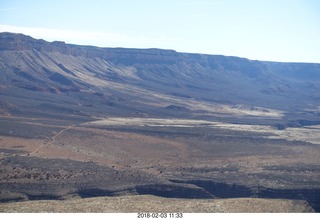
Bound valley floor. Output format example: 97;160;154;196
0;115;320;212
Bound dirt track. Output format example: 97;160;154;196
1;116;320;212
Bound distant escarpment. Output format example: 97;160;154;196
0;32;320;121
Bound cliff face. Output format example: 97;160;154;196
0;32;319;120
0;32;179;62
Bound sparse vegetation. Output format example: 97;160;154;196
1;33;320;212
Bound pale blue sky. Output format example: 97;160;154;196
0;0;319;63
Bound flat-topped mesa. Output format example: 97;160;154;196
0;32;65;52
2;32;318;69
0;32;179;64
0;32;319;117
0;32;260;71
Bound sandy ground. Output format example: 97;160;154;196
1;116;320;213
84;117;320;144
0;195;314;213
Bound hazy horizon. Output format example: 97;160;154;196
0;0;319;63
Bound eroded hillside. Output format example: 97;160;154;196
1;32;320;213
1;32;320;122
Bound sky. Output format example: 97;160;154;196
0;0;319;63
